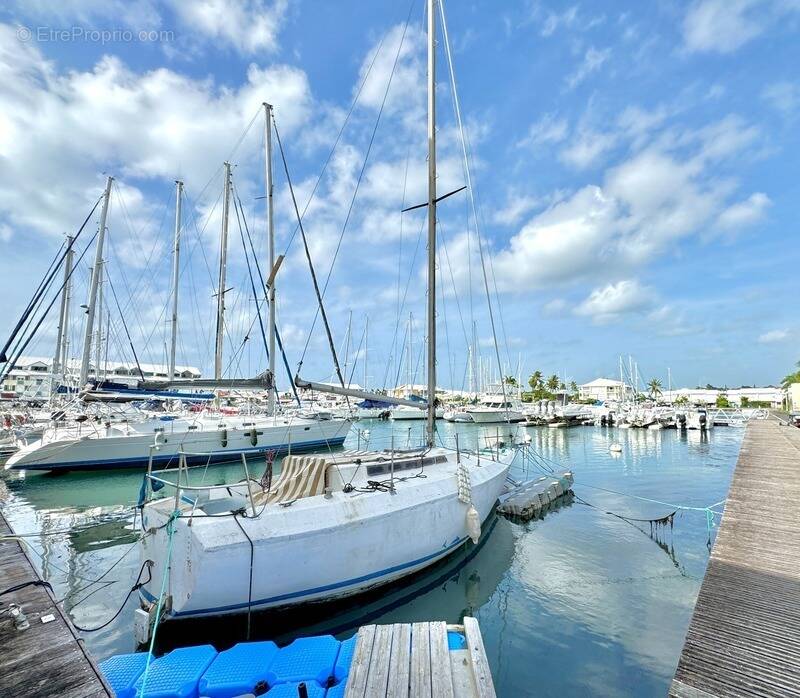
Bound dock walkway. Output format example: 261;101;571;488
670;419;800;697
345;618;495;698
0;510;112;697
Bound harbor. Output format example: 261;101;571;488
0;0;799;695
0;421;749;695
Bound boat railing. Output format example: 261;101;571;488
143;443;260;517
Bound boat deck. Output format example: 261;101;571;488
0;510;112;697
670;419;800;697
345;617;496;697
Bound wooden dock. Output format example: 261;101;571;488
345;617;495;697
0;509;112;697
670;419;800;697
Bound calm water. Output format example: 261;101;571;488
0;422;741;697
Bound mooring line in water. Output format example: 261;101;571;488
572;482;726;536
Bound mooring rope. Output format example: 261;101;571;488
138;509;180;698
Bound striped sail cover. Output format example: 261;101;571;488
257;455;329;504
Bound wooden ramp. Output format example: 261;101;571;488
0;510;112;698
345;617;495;698
670;420;800;697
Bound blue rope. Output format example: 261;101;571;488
138;509;180;698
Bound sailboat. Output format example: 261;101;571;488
6;123;350;472
136;0;512;626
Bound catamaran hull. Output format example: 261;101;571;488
5;419;350;471
139;456;509;619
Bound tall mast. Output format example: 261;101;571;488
94;260;103;381
364;315;368;391
425;0;438;446
79;176;112;387
168;180;183;380
52;235;74;394
264;104;277;415
214;163;232;380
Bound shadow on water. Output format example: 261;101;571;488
152;512;517;653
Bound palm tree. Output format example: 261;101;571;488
528;370;543;391
546;374;560;392
782;360;800;388
569;380;578;396
647;378;663;400
504;375;517;387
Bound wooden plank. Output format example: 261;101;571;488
463;617;496;698
670;421;800;698
449;650;475;697
0;511;112;698
345;624;376;698
429;621;454;698
364;623;393;697
387;623;411;698
410;622;432;698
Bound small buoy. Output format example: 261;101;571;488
609;443;622;453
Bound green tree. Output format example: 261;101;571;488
528;370;543;392
504;376;517;387
569;380;579;397
674;395;689;406
716;393;731;408
782;361;800;388
546;374;560;392
647;378;663;400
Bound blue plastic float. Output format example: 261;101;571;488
99;634;355;698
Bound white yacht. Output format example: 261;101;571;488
465;394;524;423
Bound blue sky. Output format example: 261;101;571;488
0;0;797;391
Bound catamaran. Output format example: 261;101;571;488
136;0;512;628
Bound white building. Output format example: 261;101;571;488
788;383;800;412
578;378;633;402
661;387;784;408
1;356;201;398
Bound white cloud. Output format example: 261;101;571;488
565;46;611;90
716;193;771;230
682;0;800;54
683;0;763;53
492;192;540;226
762;81;800;116
540;6;579;37
170;0;289;55
574;279;658;324
0;24;312;242
542;298;568;316
560;129;617;169
758;329;789;344
518;113;568;150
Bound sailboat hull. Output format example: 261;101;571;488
139;452;509;618
5;417;350;471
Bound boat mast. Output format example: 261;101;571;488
364;315;368;391
168;180;183;380
264;104;277;416
214;162;232;380
52;234;74;395
79;176;112;387
94;260;103;381
425;0;438;447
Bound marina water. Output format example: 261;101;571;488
0;422;741;697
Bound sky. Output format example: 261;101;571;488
0;0;797;392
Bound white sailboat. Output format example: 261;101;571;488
136;0;512;625
7;143;350;472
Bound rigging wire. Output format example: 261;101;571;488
272;117;347;390
439;0;508;401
